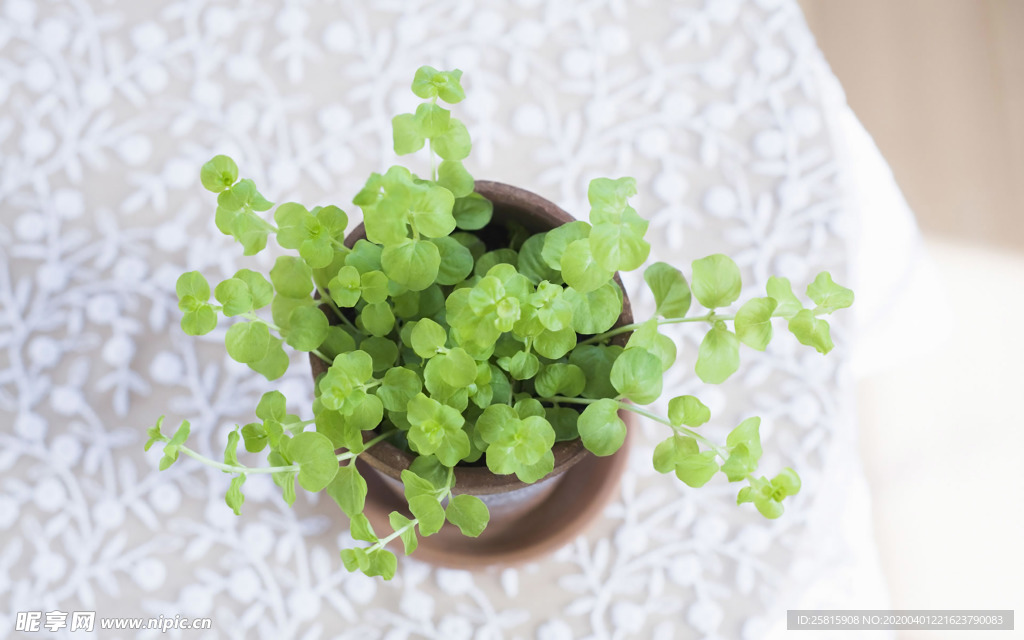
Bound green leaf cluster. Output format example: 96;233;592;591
161;65;854;583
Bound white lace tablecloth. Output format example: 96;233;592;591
1;1;898;638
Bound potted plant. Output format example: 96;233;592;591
146;66;853;580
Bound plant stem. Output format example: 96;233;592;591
364;464;451;553
369;519;418;552
546;396;731;462
578;306;831;347
178;445;298;475
314;283;361;335
337;430;394;463
175;429;396;475
577;313;720;346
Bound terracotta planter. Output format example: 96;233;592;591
309;180;634;568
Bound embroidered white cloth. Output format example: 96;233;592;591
1;0;900;637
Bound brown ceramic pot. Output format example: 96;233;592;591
309;180;635;567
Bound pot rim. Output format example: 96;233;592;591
309;179;634;495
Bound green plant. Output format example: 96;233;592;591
147;66;853;580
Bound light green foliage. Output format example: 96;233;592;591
672;450;719;488
285;431;340;492
346;238;383;273
445;494;489;537
348;513;377;542
156;419;190;471
176;271;218;335
734;297;777;351
545;406;580;441
534;363;586;398
377;367;422;411
531;281;572;331
214;278;253;317
245;391;282;451
577;399;626;456
340;547;397;580
389;512;419;554
360;270;390;304
788;309;834;354
438;347;476;386
408;182;456;238
589;206;650;272
737;468;801;518
610;347;663;404
624;318;677;372
411;66;466;103
360;335;397;371
587;177;637;217
695;321;740;384
430;236;474;285
270;256;314;299
499;350;539;381
392;113;424;155
477;404;555;476
644;262;692;318
667;395;710;428
275;203;348;269
474;249;518;278
381;239;441;291
561;239;613;293
248;336;289;381
200;155;238;193
650;426;721;488
569;344;622;399
215;179;274;255
406;394;470;466
233;269;274;309
327;465;368;518
360;301;395;337
437;160;474;198
518;234;561;285
541;221;591;270
401;469;447;536
691;254;742;309
224;429;242;468
766;276;802;316
321;326;355;360
410;318;447;358
318;350;375;413
807;271;854;313
432;119;471;161
721;417;762;482
533;326;575;359
563;282;622;335
415;103;451;137
315;408;361;452
452;193;492;230
225;474;246;515
225;321;274;364
169;67;855;583
144;416;168;452
328;266;361;307
285;306;329;351
652;433;698;474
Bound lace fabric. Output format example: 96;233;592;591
0;0;891;637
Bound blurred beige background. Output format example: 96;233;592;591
799;1;1024;637
801;0;1024;250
